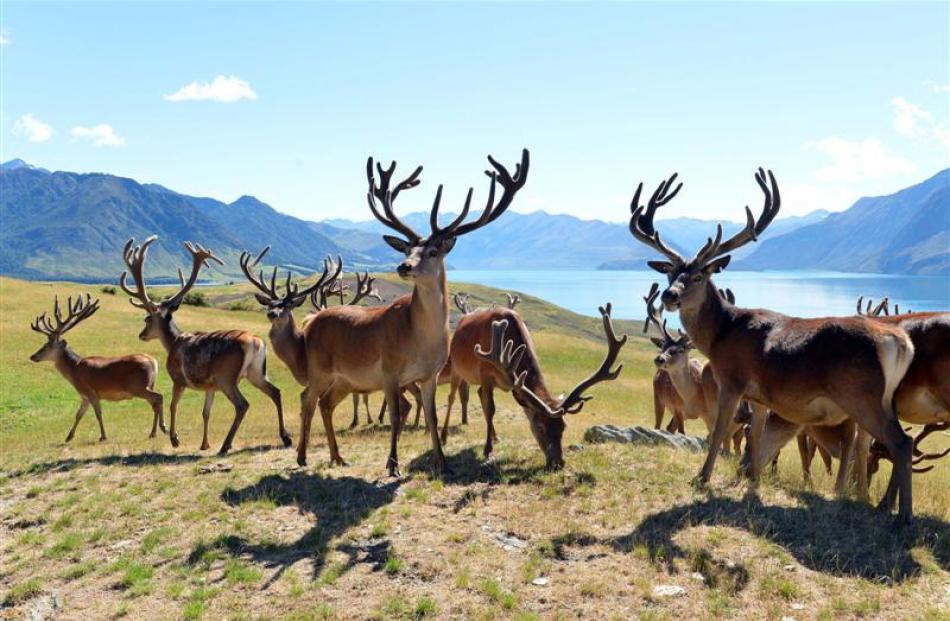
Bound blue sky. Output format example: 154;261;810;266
2;2;947;223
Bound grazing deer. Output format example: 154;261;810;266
643;284;744;452
868;423;949;479
459;304;626;468
628;169;917;522
30;294;164;443
121;236;290;454
296;149;530;474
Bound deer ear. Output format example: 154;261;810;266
703;255;731;274
647;260;675;274
383;235;411;254
650;337;665;348
254;294;271;306
163;299;181;313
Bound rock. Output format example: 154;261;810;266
790;603;805;611
583;425;708;451
568;444;585;452
652;584;686;598
532;577;549;586
690;572;705;582
198;462;232;474
783;564;797;571
26;592;61;621
494;533;527;550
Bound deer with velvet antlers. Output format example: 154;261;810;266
628;169;918;522
30;294;165;443
120;236;291;454
295;149;530;475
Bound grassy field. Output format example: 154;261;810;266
0;275;947;621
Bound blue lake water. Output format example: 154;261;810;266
447;270;950;329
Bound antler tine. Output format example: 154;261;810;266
30;311;54;336
872;297;889;317
856;296;865;315
119;235;159;311
309;255;344;310
628;174;687;264
439;148;530;239
163;240;224;309
642;283;674;344
454;293;472;315
505;293;521;309
718;288;736;305
347;271;379;306
697;167;781;263
366;157;423;243
474;319;556;416
42;293;100;336
240;247;281;300
911;423;950;460
555;303;627;415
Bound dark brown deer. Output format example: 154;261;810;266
30;294;164;443
628;169;917;521
121;236;290;454
297;149;530;474
463;304;626;468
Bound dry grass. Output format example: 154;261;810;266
1;276;948;620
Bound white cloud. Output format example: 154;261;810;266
924;80;950;94
0;33;9;47
164;75;257;103
890;96;949;145
804;136;916;183
71;124;126;147
12;113;53;143
778;182;858;216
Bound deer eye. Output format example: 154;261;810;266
691;274;704;283
428;248;439;258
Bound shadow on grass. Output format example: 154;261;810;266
209;471;400;585
10;444;284;478
407;446;549;486
610;490;950;581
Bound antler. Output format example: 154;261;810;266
163;241;224;309
432;149;530;239
366;158;424;244
31;294;100;337
554;303;627;415
642;283;675;344
694;168;781;265
628;173;687;264
309;256;345;310
454;293;473;315
348;271;381;306
910;423;950;473
240;247;334;308
718;288;736;305
119;235;159;311
856;296;890;317
505;293;521;309
474;319;556;416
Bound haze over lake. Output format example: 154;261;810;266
448;270;950;328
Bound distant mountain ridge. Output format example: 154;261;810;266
1;160;945;281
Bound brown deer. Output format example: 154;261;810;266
296;149;530;474
643;284;744;452
30;294;164;443
628;169;917;522
652;370;685;433
868;423;949;479
120;236;291;454
462;304;626;468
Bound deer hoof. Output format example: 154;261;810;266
690;475;709;491
331;457;348;467
99;436;107;443
280;434;293;448
64;435;74;444
170;435;180;448
297;455;308;468
217;446;230;457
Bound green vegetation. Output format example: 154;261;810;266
0;276;946;619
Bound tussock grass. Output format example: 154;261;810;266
0;276;947;619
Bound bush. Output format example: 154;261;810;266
100;285;117;295
227;298;256;312
161;291;209;307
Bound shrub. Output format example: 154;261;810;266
100;285;117;295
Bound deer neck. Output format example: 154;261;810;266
678;280;730;357
160;316;184;352
408;265;450;345
667;358;702;405
53;345;83;379
270;315;308;384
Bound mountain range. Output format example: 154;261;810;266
1;159;947;281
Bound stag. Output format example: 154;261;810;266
120;237;290;454
643;284;744;452
628;169;917;522
297;149;530;474
30;294;164;442
463;304;626;468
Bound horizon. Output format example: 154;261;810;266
3;2;947;224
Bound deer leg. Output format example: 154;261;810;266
218;385;248;456
852;428;872;503
441;379;458;445
478;384;497;460
168;383;185;448
143;388;164;438
847;405;913;523
363;394;372;425
744;404;769;483
318;383;350;466
459;381;470;425
200;391;215;451
695;383;743;486
384;384;403;477
408;383;424;430
796;433;813;485
88;395;107;442
349;394;360;429
64;399;90;443
246;362;290;447
297;382;326;467
378;399;387;425
832;421;857;497
654;391;665;430
420;375;445;473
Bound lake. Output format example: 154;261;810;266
447;270;950;328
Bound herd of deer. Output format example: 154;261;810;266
29;150;948;524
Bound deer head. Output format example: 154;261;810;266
642;282;692;371
868;423;949;478
240;246;340;325
367;150;529;284
119;236;224;341
30;294;100;362
629;168;780;312
476;304;626;469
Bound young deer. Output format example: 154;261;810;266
30;294;164;443
297;150;530;475
121;236;291;454
466;304;626;468
652;370;685;433
629;169;917;522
